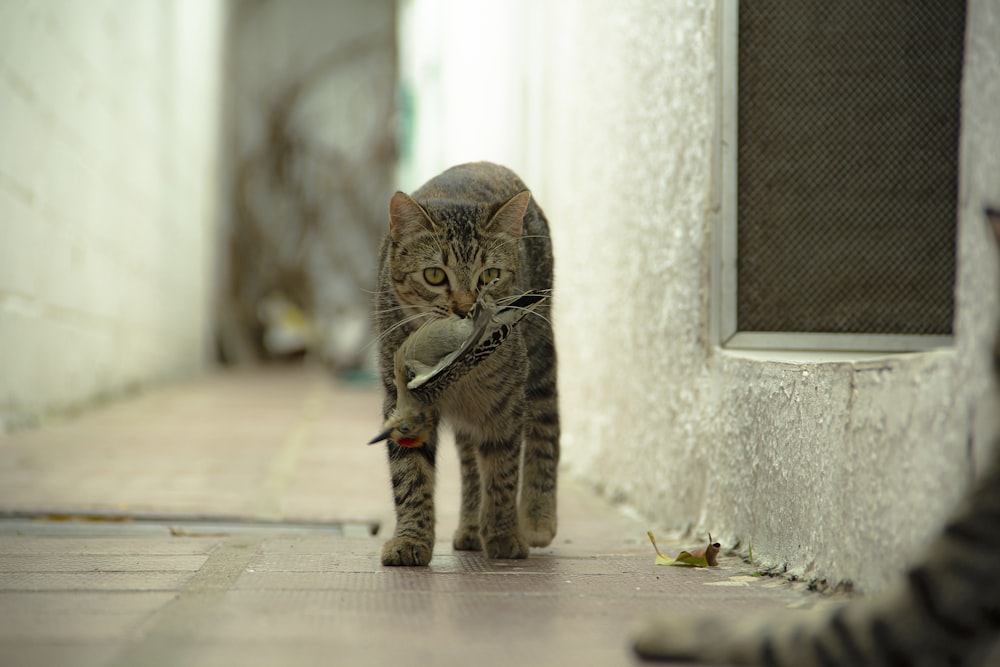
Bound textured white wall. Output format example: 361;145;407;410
0;1;226;431
539;0;1000;593
395;0;997;593
397;0;538;192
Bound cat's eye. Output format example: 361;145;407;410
423;267;447;286
478;268;501;286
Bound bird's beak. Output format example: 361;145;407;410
367;427;393;445
367;427;425;448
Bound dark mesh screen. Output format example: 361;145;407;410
736;1;966;335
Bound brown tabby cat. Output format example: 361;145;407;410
633;211;1000;665
373;162;559;566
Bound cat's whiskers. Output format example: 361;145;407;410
373;303;416;316
499;304;552;327
426;227;447;264
495;288;552;299
494;290;552;306
488;290;552;327
486;234;551;254
375;306;430;317
482;237;510;257
366;307;435;350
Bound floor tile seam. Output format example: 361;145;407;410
253;380;327;520
228;585;759;595
240;569;596;574
223;586;714;600
106;537;262;667
0;589;186;595
0;638;133;647
0;547;215;557
0;583;772;598
0;569;202;574
0;589;177;598
0;609;176;617
0;552;210;563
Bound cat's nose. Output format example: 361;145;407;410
451;296;475;318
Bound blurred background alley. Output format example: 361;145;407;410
2;0;999;601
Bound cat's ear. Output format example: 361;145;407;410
389;192;437;241
484;190;530;238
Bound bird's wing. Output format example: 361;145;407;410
407;290;546;402
405;302;492;392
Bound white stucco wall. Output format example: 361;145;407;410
540;0;1000;593
398;0;998;593
397;0;539;191
0;1;226;431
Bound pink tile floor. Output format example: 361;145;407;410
0;367;829;667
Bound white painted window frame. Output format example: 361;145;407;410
711;2;954;354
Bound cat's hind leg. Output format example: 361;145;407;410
452;434;483;551
518;348;560;547
519;428;559;547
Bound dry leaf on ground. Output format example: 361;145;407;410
647;531;721;567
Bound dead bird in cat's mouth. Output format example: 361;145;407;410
368;279;545;448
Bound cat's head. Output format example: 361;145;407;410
385;190;530;323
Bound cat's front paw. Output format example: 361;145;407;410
452;526;483;551
483;532;529;559
381;537;433;566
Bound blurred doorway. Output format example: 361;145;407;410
217;0;397;375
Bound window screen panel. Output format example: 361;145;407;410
736;1;966;336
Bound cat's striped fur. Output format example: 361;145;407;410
374;162;559;566
632;214;1000;665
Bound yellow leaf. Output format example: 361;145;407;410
671;550;710;567
647;531;671;564
648;531;721;568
